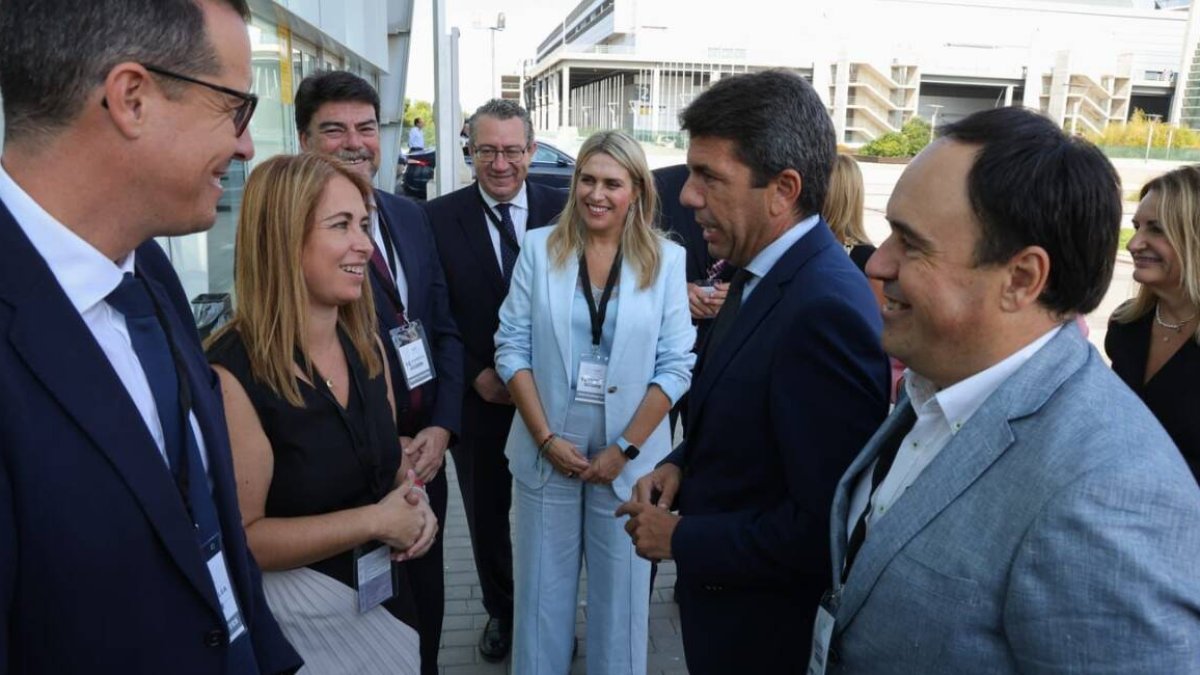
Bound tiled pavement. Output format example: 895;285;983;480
437;457;688;675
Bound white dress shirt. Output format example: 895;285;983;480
408;126;425;150
371;209;409;311
479;182;530;271
0;161;209;472
847;325;1062;537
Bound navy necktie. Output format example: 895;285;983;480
106;273;187;473
106;273;257;669
495;202;519;283
701;267;754;370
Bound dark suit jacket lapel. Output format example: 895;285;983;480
0;208;219;612
456;183;508;299
689;224;837;419
377;192;425;318
834;325;1091;632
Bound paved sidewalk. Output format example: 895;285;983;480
437;457;688;674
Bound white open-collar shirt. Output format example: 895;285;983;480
0;160;209;473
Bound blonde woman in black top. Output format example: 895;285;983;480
208;153;435;673
1107;165;1200;479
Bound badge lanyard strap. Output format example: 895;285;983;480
477;191;522;255
578;247;622;353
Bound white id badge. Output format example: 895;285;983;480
204;544;247;642
807;592;838;675
389;320;436;389
354;544;396;614
574;352;608;404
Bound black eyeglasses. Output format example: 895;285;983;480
473;146;527;164
142;63;258;137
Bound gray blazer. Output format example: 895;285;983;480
825;323;1200;674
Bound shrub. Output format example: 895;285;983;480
1084;109;1200;149
860;117;932;157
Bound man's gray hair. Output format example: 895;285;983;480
0;0;250;143
468;99;535;149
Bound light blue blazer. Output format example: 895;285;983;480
824;323;1200;673
495;227;696;501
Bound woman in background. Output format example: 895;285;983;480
823;154;876;273
207;153;436;674
1107;164;1200;480
825;153;896;396
494;130;695;674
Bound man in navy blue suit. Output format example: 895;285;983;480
0;0;300;673
423;99;567;663
620;70;890;673
295;70;464;675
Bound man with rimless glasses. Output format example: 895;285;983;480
0;0;299;674
424;98;568;663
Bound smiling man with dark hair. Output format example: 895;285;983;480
0;0;299;673
813;106;1200;674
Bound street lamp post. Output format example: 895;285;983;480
1146;113;1162;162
489;13;506;99
928;104;944;142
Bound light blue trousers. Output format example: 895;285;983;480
511;401;650;675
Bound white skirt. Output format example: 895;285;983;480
261;567;420;675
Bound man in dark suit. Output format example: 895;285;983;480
619;70;890;673
295;70;464;675
423;98;567;662
0;0;300;673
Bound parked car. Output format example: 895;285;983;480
396;140;575;200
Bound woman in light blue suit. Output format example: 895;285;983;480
495;130;695;674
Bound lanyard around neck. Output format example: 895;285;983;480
477;190;522;254
578;247;622;349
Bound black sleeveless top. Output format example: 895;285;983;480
1105;313;1200;482
207;327;417;626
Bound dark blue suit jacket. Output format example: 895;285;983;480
424;181;567;389
654;164;712;283
0;199;300;674
664;222;889;673
371;189;464;437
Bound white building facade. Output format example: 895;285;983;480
523;0;1191;145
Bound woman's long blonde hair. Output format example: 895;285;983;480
207;153;381;405
1112;164;1200;344
547;130;663;288
823;154;871;247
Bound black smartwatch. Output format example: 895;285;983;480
617;436;640;460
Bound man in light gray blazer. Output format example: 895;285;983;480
813;106;1200;674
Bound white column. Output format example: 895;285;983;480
431;0;460;198
560;65;571;131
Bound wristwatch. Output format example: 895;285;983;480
617;436;640;460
